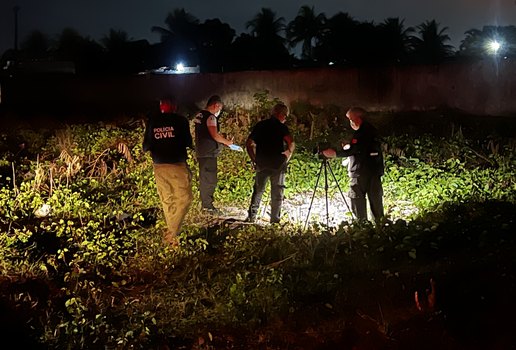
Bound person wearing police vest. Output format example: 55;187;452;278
143;95;193;248
321;107;384;221
246;103;295;223
193;95;233;213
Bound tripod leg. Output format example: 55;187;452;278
327;161;354;250
326;160;354;220
323;160;330;227
304;160;324;230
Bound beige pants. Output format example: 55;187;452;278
153;163;193;243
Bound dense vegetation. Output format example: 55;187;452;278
0;102;515;349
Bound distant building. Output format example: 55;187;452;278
139;65;200;75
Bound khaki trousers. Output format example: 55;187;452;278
153;163;193;243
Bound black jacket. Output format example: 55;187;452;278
143;112;192;164
336;121;384;177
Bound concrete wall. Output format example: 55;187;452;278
2;59;516;116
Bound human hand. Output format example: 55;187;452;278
282;149;292;160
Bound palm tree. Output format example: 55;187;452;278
243;8;292;70
411;20;454;63
197;19;236;72
377;18;414;63
246;8;286;43
151;8;200;67
286;5;326;60
314;12;358;65
151;8;199;43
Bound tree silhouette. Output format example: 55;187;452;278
101;29;130;52
411;20;454;64
459;25;516;57
246;8;286;43
54;28;104;73
101;29;149;74
349;21;380;64
286;6;326;60
239;8;292;70
314;12;358;65
151;8;200;67
20;30;50;60
376;18;414;64
151;8;199;42
197;19;235;72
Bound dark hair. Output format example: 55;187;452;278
206;95;223;106
272;103;289;116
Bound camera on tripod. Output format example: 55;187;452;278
312;142;332;160
305;141;353;228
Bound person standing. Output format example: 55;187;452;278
193;95;233;213
143;95;193;248
321;107;384;221
246;103;295;223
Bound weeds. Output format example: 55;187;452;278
0;105;515;348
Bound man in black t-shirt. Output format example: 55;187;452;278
193;95;233;213
143;95;193;248
246;103;295;223
321;107;384;221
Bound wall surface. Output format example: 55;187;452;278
2;59;516;117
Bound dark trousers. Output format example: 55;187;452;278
348;174;384;221
248;167;286;223
198;157;218;209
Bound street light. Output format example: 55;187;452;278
175;62;185;72
487;40;502;55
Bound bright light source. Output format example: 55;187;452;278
329;61;335;66
487;40;502;55
175;62;185;72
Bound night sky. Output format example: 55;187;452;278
1;0;516;57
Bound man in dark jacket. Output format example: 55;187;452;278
143;95;193;248
322;107;384;221
246;103;295;223
193;95;233;213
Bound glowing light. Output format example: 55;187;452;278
175;62;185;72
487;40;502;55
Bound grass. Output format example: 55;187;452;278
0;108;515;349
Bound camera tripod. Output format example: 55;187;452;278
304;157;353;229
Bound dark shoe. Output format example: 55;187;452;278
270;216;281;224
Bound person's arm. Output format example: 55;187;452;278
246;137;256;164
142;117;153;152
282;134;295;161
206;115;232;146
183;117;193;149
323;129;366;158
